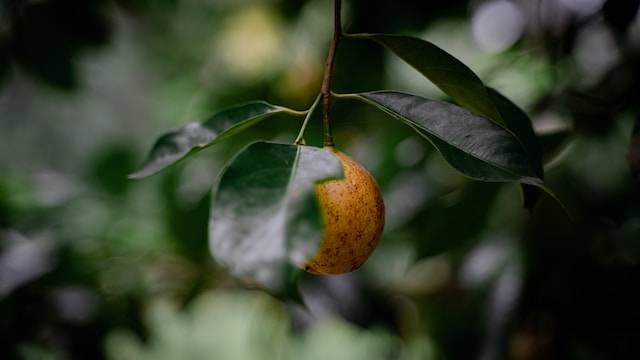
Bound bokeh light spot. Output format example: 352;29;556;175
472;0;525;53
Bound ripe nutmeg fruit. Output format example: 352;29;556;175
304;147;385;275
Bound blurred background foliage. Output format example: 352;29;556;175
1;0;640;359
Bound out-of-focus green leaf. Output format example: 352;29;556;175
416;182;503;257
129;102;305;179
90;144;136;196
106;291;291;360
349;33;503;124
209;141;343;291
487;88;544;208
292;319;397;360
339;91;542;186
106;290;420;360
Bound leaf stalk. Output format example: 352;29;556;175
294;94;321;145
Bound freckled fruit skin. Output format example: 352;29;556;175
304;147;385;275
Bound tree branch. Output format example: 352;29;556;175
321;0;342;147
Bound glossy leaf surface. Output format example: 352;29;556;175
351;33;503;124
129;102;303;179
343;91;542;186
209;141;343;290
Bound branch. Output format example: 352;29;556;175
321;0;342;147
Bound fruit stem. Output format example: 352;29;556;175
294;94;321;145
321;0;342;147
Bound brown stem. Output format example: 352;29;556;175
321;0;342;147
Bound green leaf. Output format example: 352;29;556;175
209;141;343;291
129;102;305;179
487;88;544;209
339;91;542;185
487;88;543;177
349;33;503;124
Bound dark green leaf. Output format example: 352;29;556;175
350;33;503;124
129;102;304;179
487;88;544;209
340;91;542;186
209;141;343;290
487;88;543;177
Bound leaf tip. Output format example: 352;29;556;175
524;179;573;220
127;166;155;180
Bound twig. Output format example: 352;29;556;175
320;0;342;147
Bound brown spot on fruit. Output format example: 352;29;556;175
303;147;385;275
305;264;315;272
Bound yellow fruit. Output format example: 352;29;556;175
304;147;385;275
